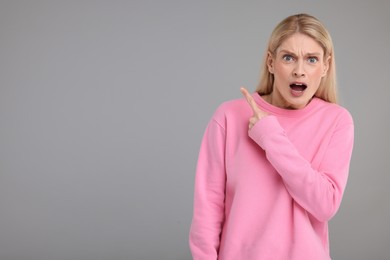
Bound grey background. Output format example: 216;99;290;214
0;1;389;259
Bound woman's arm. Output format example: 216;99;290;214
189;119;226;260
249;114;354;222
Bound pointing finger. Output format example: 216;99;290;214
240;87;259;113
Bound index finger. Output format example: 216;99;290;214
240;87;259;113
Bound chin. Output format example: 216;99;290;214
286;96;311;109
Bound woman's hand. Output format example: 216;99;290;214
240;87;268;129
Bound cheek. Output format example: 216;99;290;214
273;64;290;78
309;71;325;90
311;67;326;81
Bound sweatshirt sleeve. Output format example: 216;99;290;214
189;118;226;260
248;113;354;222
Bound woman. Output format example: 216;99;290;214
189;14;354;259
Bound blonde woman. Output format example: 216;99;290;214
189;13;354;259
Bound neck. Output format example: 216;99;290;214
260;92;307;110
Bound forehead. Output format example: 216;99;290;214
277;33;324;55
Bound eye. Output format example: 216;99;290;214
282;54;294;62
307;57;318;63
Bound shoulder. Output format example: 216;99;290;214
214;97;250;118
313;98;354;126
210;97;251;127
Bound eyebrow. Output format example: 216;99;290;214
279;49;322;57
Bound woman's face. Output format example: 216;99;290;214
267;33;329;109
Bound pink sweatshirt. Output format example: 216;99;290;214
189;93;354;260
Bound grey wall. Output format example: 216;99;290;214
0;1;389;259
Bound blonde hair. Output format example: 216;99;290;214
256;13;338;103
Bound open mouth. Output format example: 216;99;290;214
289;83;307;92
289;83;307;97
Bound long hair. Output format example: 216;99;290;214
256;14;338;103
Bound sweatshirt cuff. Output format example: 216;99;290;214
248;115;283;148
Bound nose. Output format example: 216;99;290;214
293;60;305;77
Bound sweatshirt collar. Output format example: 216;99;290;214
252;92;322;117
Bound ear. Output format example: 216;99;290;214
322;55;331;77
267;51;274;74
